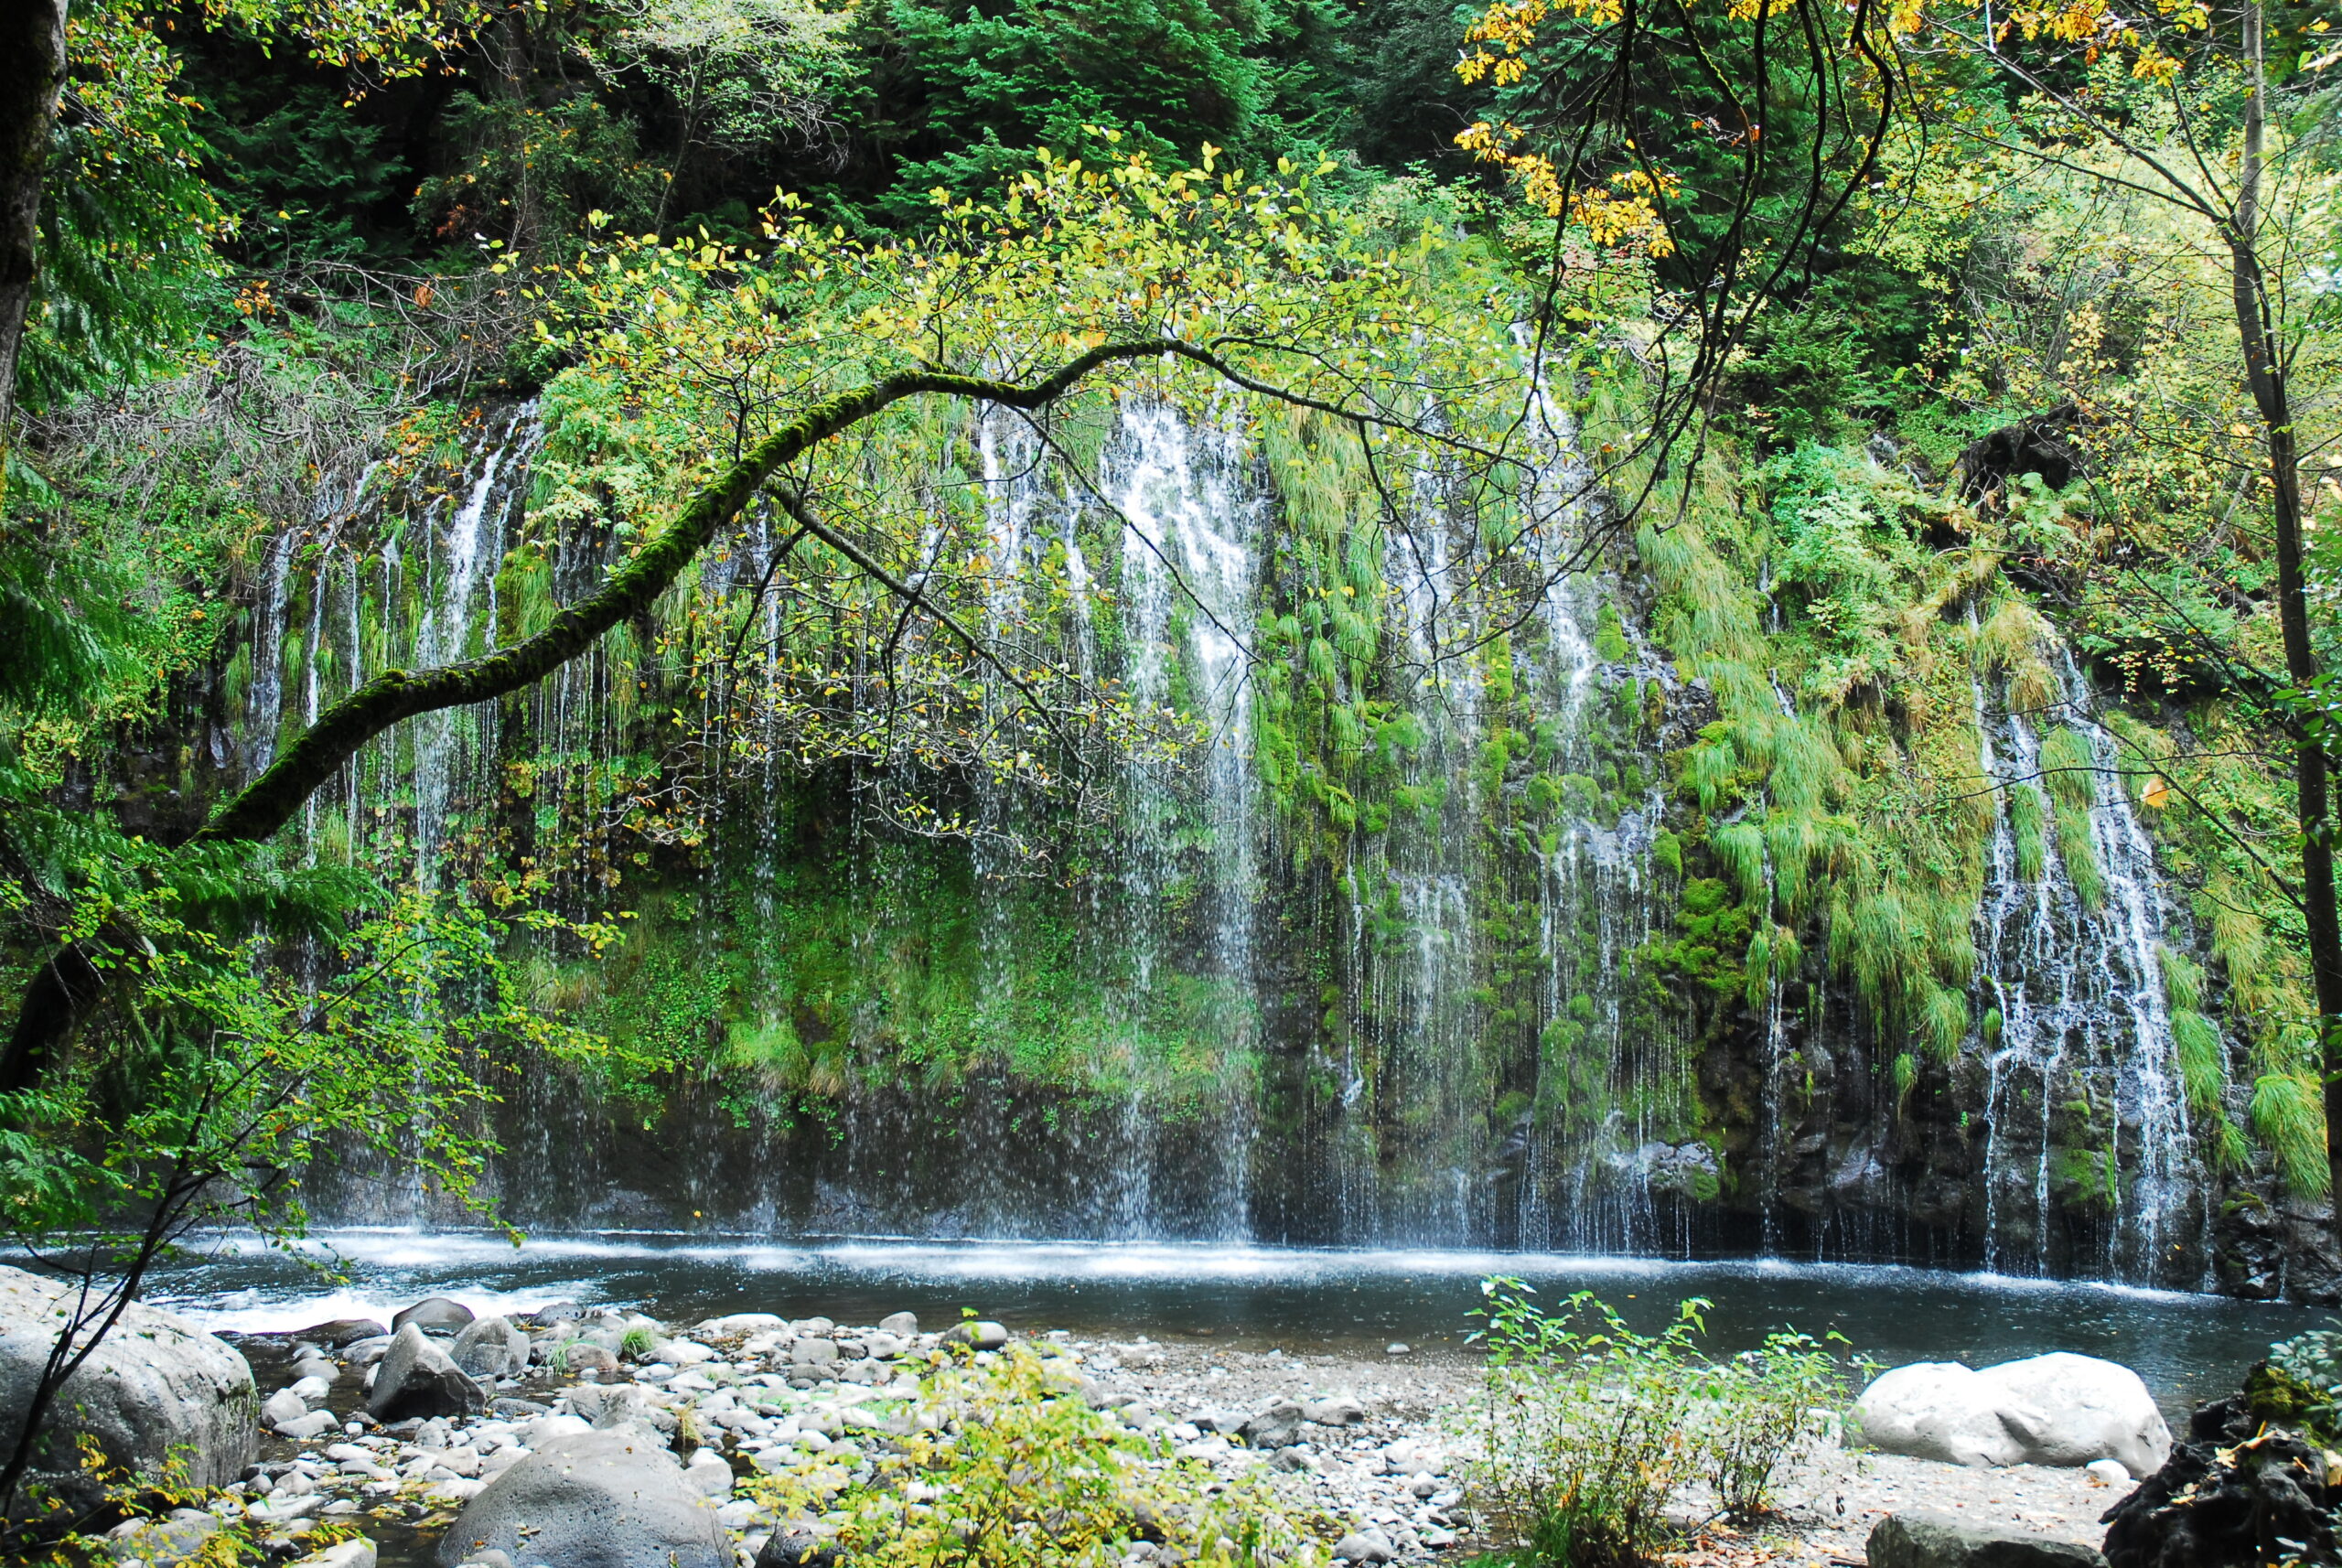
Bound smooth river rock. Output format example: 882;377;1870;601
1241;1399;1306;1449
940;1319;1009;1351
369;1324;486;1421
435;1429;728;1568
393;1297;477;1335
450;1315;530;1380
1853;1354;2170;1476
1869;1512;2108;1568
0;1263;257;1508
1976;1353;2172;1477
292;1318;389;1348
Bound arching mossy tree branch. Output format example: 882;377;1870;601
4;338;1203;1096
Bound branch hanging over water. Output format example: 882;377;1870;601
5;339;1196;1095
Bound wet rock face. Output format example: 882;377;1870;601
2209;1187;2342;1305
2102;1386;2341;1568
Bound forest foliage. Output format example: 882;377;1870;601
1;0;2340;1311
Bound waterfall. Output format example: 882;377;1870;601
226;386;2234;1290
1108;402;1264;1238
1969;645;2206;1280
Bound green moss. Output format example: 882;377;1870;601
2048;1144;2122;1212
1595;602;1632;662
2009;784;2047;881
2052;796;2103;909
2171;1009;2226;1117
1652;831;1682;878
2251;1073;2329;1197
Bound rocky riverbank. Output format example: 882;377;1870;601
138;1296;2148;1568
213;1303;1474;1568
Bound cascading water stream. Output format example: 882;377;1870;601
220;385;2235;1288
1109;402;1265;1239
1967;639;2205;1279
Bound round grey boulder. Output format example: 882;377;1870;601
940;1320;1008;1351
1241;1400;1306;1449
450;1316;530;1380
104;1508;222;1565
0;1264;257;1509
290;1318;388;1348
435;1429;728;1568
1304;1395;1368;1427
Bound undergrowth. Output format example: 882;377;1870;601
743;1345;1334;1568
1457;1280;1850;1568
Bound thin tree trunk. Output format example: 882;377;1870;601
2229;0;2342;1242
0;0;68;461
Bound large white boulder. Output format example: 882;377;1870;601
1977;1352;2171;1477
1853;1353;2171;1477
1854;1362;2031;1467
0;1264;257;1507
434;1429;728;1568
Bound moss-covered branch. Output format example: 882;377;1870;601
4;339;1185;1095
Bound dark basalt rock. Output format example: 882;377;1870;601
289;1318;389;1348
1956;402;2090;500
2101;1375;2341;1568
756;1528;840;1568
367;1324;487;1423
1869;1511;2106;1568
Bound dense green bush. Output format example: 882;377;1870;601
1459;1280;1850;1567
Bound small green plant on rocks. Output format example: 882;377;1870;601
1460;1282;1711;1568
744;1345;1334;1568
1458;1280;1852;1567
1697;1329;1851;1520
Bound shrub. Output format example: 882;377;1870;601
1459;1280;1851;1567
745;1346;1331;1568
2264;1324;2342;1440
1699;1329;1850;1520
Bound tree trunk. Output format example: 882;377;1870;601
2229;0;2342;1246
0;0;67;459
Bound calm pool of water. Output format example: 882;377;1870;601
149;1230;2326;1416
